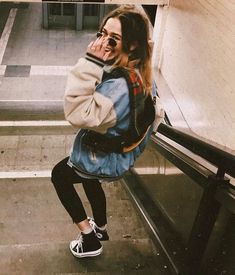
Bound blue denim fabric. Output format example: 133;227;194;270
68;76;154;179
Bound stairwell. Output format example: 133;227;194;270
0;127;170;274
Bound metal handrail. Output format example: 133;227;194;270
157;123;235;179
124;124;235;274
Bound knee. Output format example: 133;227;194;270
51;163;62;186
51;157;69;186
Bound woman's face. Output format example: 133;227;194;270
101;17;123;61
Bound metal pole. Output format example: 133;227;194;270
42;3;49;29
75;4;83;31
185;173;229;275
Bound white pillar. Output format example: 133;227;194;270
152;4;169;70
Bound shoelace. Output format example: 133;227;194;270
73;218;95;245
88;218;106;240
73;234;84;253
88;217;97;232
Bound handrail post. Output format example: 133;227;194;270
185;170;230;275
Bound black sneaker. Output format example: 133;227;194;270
69;231;102;258
88;217;109;241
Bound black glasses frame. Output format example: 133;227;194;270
96;32;117;48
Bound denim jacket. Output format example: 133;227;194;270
64;56;160;180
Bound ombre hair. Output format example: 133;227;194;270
99;5;153;94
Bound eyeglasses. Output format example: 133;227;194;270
96;32;117;48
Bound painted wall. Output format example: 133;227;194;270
154;0;235;151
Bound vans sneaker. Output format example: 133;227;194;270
88;217;109;241
69;230;102;258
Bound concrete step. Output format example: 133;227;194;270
0;100;64;121
0;239;169;275
0;178;169;274
0;134;164;173
0;134;74;172
0;178;148;245
0;129;170;273
0;121;75;135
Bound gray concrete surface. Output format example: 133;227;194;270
0;134;73;172
0;178;169;274
0;3;95;106
0;100;65;121
0;77;66;101
2;4;93;66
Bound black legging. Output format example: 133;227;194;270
51;157;107;227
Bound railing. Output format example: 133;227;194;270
157;123;235;179
123;122;235;275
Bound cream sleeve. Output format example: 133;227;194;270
64;58;117;134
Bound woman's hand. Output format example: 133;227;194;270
87;36;113;62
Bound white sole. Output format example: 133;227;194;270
69;244;103;258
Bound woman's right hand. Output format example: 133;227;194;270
87;36;113;62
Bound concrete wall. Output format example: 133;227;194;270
153;0;235;151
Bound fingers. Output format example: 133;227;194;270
88;41;93;48
103;50;112;61
87;36;112;61
88;36;103;51
93;36;103;48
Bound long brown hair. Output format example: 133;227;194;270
99;5;153;94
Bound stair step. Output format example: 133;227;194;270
0;177;170;274
0;134;74;172
0;179;149;245
0;100;64;121
0;121;75;135
0;134;170;273
0;240;169;274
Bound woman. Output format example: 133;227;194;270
51;5;160;258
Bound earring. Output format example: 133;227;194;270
128;51;136;61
